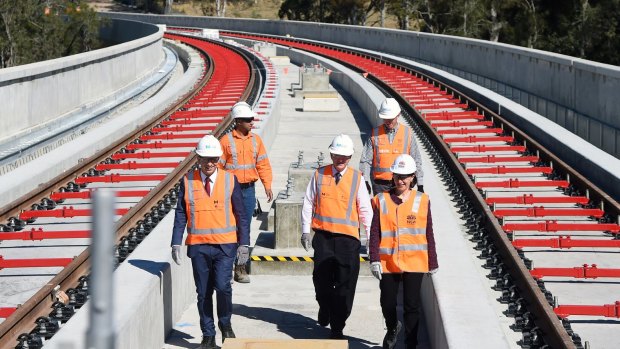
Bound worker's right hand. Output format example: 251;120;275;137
370;262;382;281
171;245;182;265
300;233;311;251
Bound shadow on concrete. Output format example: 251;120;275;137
165;328;201;349
233;304;381;349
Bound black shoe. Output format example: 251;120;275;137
382;321;402;349
219;323;236;342
330;329;344;339
318;307;330;327
200;336;216;349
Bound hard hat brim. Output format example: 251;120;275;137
328;147;354;156
378;109;400;119
196;149;223;157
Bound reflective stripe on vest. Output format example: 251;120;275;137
311;166;361;238
376;191;429;272
371;125;411;180
224;132;258;170
184;170;237;244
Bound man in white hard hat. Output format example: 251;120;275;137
360;97;424;195
300;134;373;339
368;154;438;349
219;101;273;283
171;135;250;349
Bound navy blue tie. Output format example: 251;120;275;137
335;172;342;185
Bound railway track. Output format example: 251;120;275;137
0;33;266;348
223;31;620;348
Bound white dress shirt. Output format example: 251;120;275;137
301;165;373;238
200;168;218;191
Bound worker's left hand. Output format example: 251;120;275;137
236;245;250;265
266;188;274;203
429;268;438;275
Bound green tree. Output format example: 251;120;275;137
0;0;102;68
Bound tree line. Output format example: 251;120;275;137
278;0;620;66
0;0;102;69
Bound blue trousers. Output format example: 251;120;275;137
190;244;235;336
240;184;256;234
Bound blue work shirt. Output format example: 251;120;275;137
171;170;250;256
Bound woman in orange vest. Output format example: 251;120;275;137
368;154;438;349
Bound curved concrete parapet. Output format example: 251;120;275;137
0;19;163;147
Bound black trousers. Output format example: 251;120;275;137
380;272;424;348
312;229;361;332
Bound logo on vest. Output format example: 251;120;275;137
406;214;417;225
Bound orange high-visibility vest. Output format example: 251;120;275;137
218;130;272;188
371;124;412;180
183;169;237;245
373;190;429;273
311;166;361;239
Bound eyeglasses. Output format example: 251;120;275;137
236;117;254;123
198;157;219;163
393;173;414;180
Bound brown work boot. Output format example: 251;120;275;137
234;264;250;283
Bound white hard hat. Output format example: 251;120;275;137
378;98;401;119
231;101;256;119
328;134;354;156
196;135;223;157
390;154;417;175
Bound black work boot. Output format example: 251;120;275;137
219;323;236;342
317;307;330;327
200;336;216;349
234;264;250;283
383;321;402;349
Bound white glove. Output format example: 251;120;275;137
301;233;311;251
429;268;438;275
171;245;182;265
236;245;250;265
370;262;382;280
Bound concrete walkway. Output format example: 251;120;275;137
163;60;430;349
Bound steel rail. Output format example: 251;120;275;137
217;31;620;348
0;35;258;349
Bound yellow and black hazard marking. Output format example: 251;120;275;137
251;256;370;262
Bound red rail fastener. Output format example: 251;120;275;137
0;229;90;240
450;145;526;152
111;151;190;159
51;190;150;201
438;128;504;135
554;301;620;319
486;195;590;205
504;221;619;233
459;155;539;163
513;236;620;249
493;207;604;218
0;255;74;269
19;207;130;219
0;307;16;318
467;166;552;175
126;141;196;149
476;179;569;189
444;136;514;143
75;174;166;184
95;162;180;170
530;264;620;279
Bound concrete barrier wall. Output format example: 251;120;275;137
102;13;620;158
0;18;163;143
